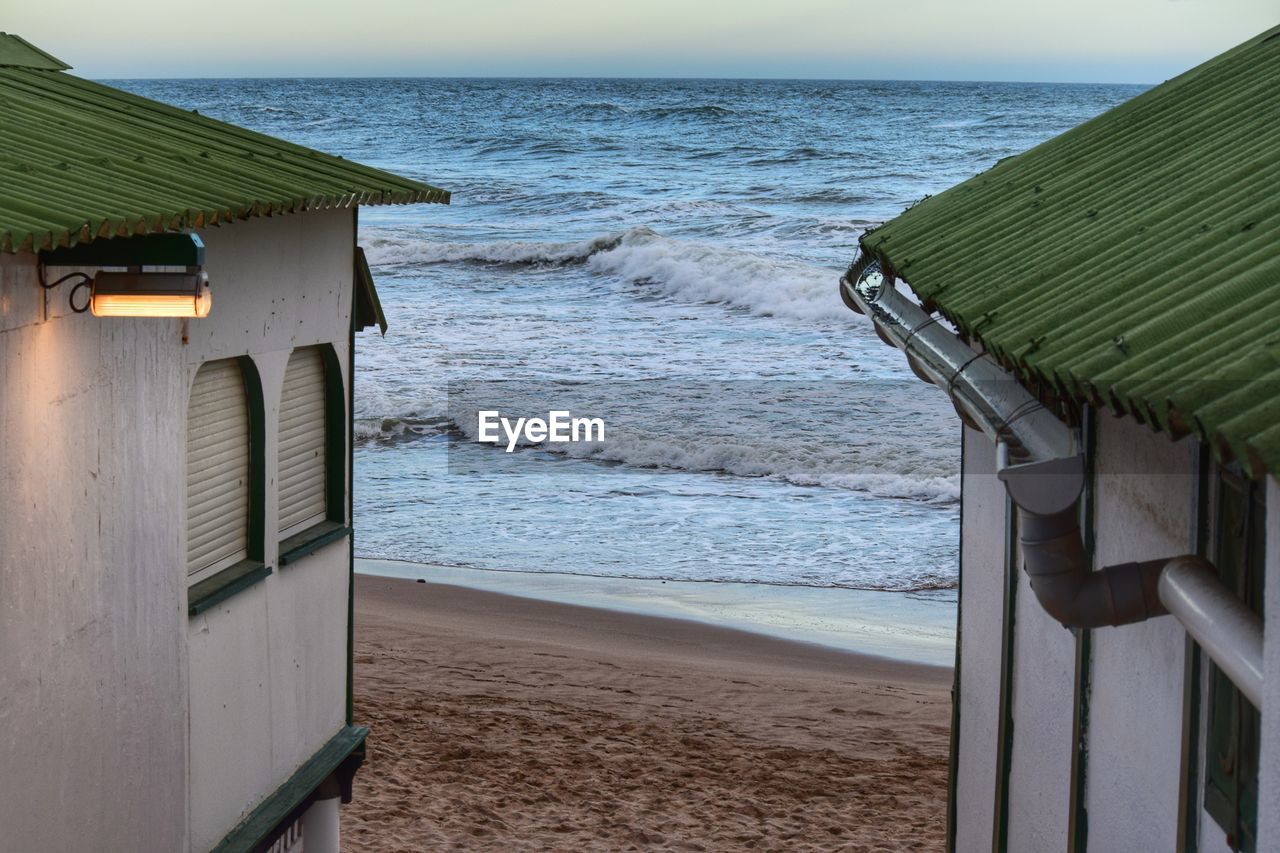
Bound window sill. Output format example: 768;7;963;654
188;559;271;617
279;520;351;567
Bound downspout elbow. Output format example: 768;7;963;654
996;446;1166;629
1018;506;1168;629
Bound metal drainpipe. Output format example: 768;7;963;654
840;257;1264;702
998;441;1175;629
1159;557;1264;708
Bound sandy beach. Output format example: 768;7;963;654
345;575;951;851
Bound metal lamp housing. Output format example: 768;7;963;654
90;269;211;318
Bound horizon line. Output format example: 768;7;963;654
96;73;1158;88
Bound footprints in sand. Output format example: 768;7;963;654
345;647;948;851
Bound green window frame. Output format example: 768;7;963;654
187;355;269;616
277;343;349;566
1203;465;1265;852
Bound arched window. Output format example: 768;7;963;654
187;358;257;582
278;345;343;543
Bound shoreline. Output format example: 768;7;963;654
357;556;956;666
346;575;951;850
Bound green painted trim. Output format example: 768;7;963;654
1069;406;1098;852
279;521;351;566
40;231;204;267
992;495;1019;853
237;355;267;564
1068;633;1093;850
353;247;388;336
189;560;271;616
1180;634;1203;853
946;424;965;853
347;209;359;727
1178;442;1211;853
318;344;347;525
209;725;368;853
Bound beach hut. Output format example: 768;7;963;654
0;34;447;851
842;26;1280;853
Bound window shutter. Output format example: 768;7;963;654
187;359;250;577
1204;470;1265;852
278;347;327;535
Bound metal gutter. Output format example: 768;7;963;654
842;258;1077;469
841;258;1265;702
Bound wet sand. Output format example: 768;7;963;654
344;574;951;851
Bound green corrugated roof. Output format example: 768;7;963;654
0;33;449;254
859;25;1280;478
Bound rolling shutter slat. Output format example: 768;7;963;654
278;347;327;534
187;360;249;575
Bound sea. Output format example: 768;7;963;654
119;77;1144;599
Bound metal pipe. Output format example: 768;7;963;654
842;269;1077;466
1159;556;1264;708
1016;503;1168;628
841;259;1264;703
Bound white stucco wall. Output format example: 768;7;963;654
953;412;1238;851
0;253;189;850
1005;522;1076;851
0;207;357;851
186;209;354;852
1085;413;1196;852
953;425;1005;852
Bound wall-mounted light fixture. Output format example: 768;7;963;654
38;233;212;319
89;270;211;317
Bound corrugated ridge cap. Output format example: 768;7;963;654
0;33;70;70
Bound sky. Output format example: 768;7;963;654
5;1;1276;82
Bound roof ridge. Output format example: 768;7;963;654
0;33;70;70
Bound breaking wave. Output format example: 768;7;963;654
356;411;959;505
362;231;627;266
364;227;855;324
584;229;852;323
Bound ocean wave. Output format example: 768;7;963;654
359;558;957;594
364;226;859;323
640;104;735;120
930;113;1006;129
250;104;306;117
357;411;959;505
747;146;839;165
475;138;581;157
361;231;629;266
564;101;629;118
353;414;452;441
783;189;874;205
541;433;960;504
584;229;855;324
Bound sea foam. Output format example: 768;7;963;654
365;227;856;324
357;411;959;505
